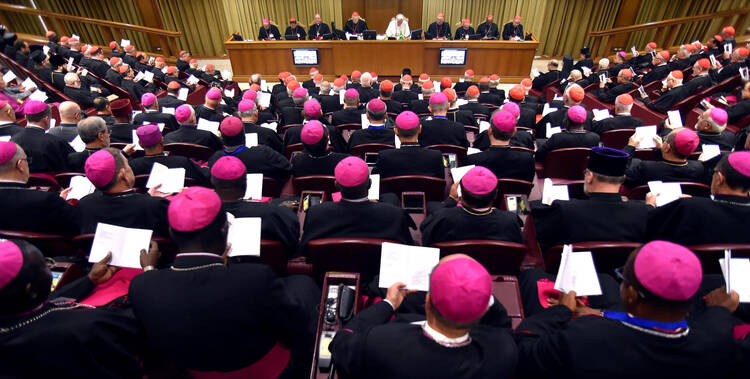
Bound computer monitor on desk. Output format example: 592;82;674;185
363;30;377;40
285;34;299;41
411;29;422;40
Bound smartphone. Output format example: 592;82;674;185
302;194;322;212
638;85;647;98
50;271;62;291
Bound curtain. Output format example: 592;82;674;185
34;0;150;50
420;0;621;56
625;0;750;50
221;0;342;43
537;0;622;57
2;0;45;36
157;0;230;57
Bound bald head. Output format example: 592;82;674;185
361;72;372;87
58;101;81;123
77;116;109;145
319;81;331;94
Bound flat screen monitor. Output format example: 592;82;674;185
439;48;467;66
292;48;319;66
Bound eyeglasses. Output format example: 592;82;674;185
18;156;31;165
615;266;647;299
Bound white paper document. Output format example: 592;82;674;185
634;125;657;149
120;39;130;47
29;89;48;102
418;94;424;100
143;71;154;83
66;57;74;71
260;79;268;92
131;130;144;151
542;104;557;117
258;92;271;108
162;107;175;115
531;68;540;77
368;174;380;200
67;175;95;200
244;133;258;148
592;109;611;121
361;113;370;129
467;147;481;155
3;71;18;84
581;66;592;77
43;45;50;56
554;245;602;296
226;213;262;257
667;110;683;129
542;178;569;205
69;135;86;152
146;162;185;194
89;223;152;269
709;54;717;67
244;173;263;200
197;118;220;134
186;75;199;85
21;77;36;90
133;71;145;83
631;46;638;56
724;43;732;55
221;70;232;81
546;123;562;138
699;144;721;162
720;256;750;302
479;120;490;133
451;165;475;183
647;181;682;207
378;242;440;291
224;88;235;98
177;87;189;101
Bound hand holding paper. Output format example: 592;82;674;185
89;223;153;269
378;242;440;291
226;213;262;257
554;245;602;296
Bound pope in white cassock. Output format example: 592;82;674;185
386;14;410;39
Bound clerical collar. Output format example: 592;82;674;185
368;123;385;129
712;194;750;206
419;320;471;347
603;311;689;338
342;196;369;203
662;159;688;167
172;252;224;269
461;204;493;215
25;124;45;131
587;192;623;201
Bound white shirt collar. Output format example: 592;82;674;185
418;321;471;347
0;121;13;125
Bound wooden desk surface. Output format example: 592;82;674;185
225;39;538;83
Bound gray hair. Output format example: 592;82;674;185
239;103;257;118
78;117;108;143
63;72;79;85
598;58;610;70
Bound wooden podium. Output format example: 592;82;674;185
224;38;538;83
